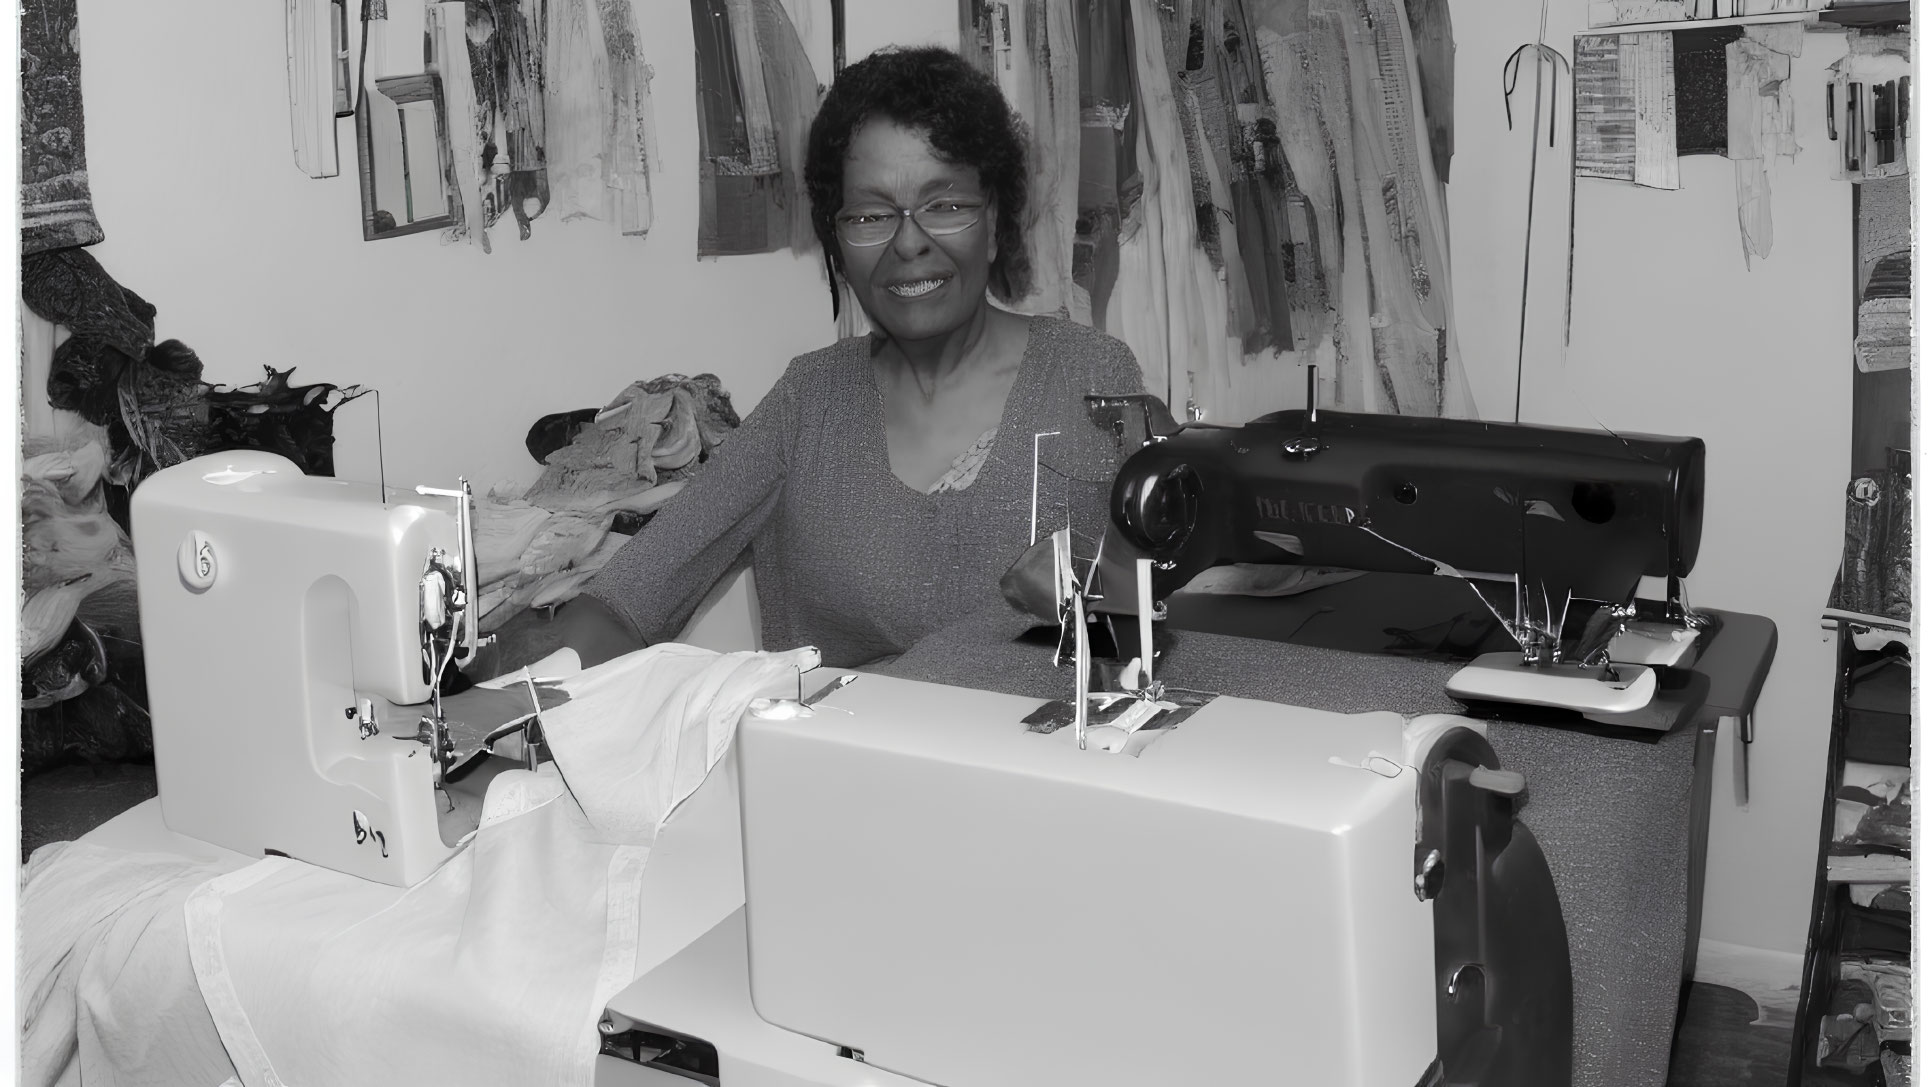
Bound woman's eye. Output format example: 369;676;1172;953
843;211;891;225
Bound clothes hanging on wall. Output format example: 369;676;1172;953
692;0;821;257
959;0;1470;421
21;0;105;254
961;1;1081;319
543;0;660;236
457;0;550;244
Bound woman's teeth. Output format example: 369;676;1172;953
888;279;944;298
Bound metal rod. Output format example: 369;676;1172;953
1030;431;1060;545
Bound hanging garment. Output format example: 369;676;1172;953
458;0;549;245
1071;0;1140;331
693;0;821;257
965;0;1470;421
543;0;660;236
21;0;105;253
961;1;1082;318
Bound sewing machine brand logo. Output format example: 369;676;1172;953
1255;495;1357;525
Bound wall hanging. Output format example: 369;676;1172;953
961;0;1466;423
692;0;823;257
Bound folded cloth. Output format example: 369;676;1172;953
21;841;247;1087
541;642;819;845
182;642;817;1087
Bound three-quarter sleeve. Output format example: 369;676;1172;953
580;363;800;644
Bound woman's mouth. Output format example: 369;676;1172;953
886;278;946;299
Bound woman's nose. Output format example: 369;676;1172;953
887;210;934;257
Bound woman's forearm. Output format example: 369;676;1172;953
556;595;646;668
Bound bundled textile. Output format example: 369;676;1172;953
1816;958;1912;1074
20;250;363;772
475;374;742;630
21;0;105;253
1828;447;1912;624
961;0;1469;421
1833;761;1912;857
22;248;366;488
692;0;822;257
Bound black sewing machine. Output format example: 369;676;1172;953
1093;394;1709;723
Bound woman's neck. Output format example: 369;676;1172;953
880;303;1004;399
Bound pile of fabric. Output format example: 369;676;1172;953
473;373;741;631
20;438;138;756
20;245;365;772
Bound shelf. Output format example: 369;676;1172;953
1795;614;1915;1087
1843;656;1911;766
1581;10;1819;35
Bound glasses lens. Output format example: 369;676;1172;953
836;200;985;246
915;200;983;236
836;210;899;247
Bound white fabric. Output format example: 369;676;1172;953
19;841;246;1087
20;641;816;1087
541;643;818;845
182;642;815;1087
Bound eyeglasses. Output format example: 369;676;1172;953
834;197;985;247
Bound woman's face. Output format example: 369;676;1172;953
837;119;997;346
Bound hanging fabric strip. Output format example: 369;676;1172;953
496;0;551;240
21;0;106;253
960;1;1082;318
1071;0;1141;331
458;1;551;246
540;0;658;236
693;0;820;257
600;0;660;236
544;0;611;226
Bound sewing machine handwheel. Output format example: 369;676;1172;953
1118;462;1202;558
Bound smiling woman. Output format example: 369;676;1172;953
547;46;1155;671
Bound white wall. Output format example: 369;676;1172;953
1447;1;1855;958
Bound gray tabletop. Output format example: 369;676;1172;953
878;606;1696;1087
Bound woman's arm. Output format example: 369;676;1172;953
570;361;803;658
553;594;646;668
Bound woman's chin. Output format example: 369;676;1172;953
864;292;984;344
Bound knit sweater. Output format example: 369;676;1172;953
583;316;1147;667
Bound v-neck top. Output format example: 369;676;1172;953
584;316;1147;667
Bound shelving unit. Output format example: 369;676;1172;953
1789;618;1912;1086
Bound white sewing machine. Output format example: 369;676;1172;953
130;449;497;887
595;671;1574;1087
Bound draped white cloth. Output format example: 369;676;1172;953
20;643;817;1087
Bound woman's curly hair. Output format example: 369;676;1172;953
805;46;1032;304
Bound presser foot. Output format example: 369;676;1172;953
1605;620;1700;669
1445;651;1658;716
